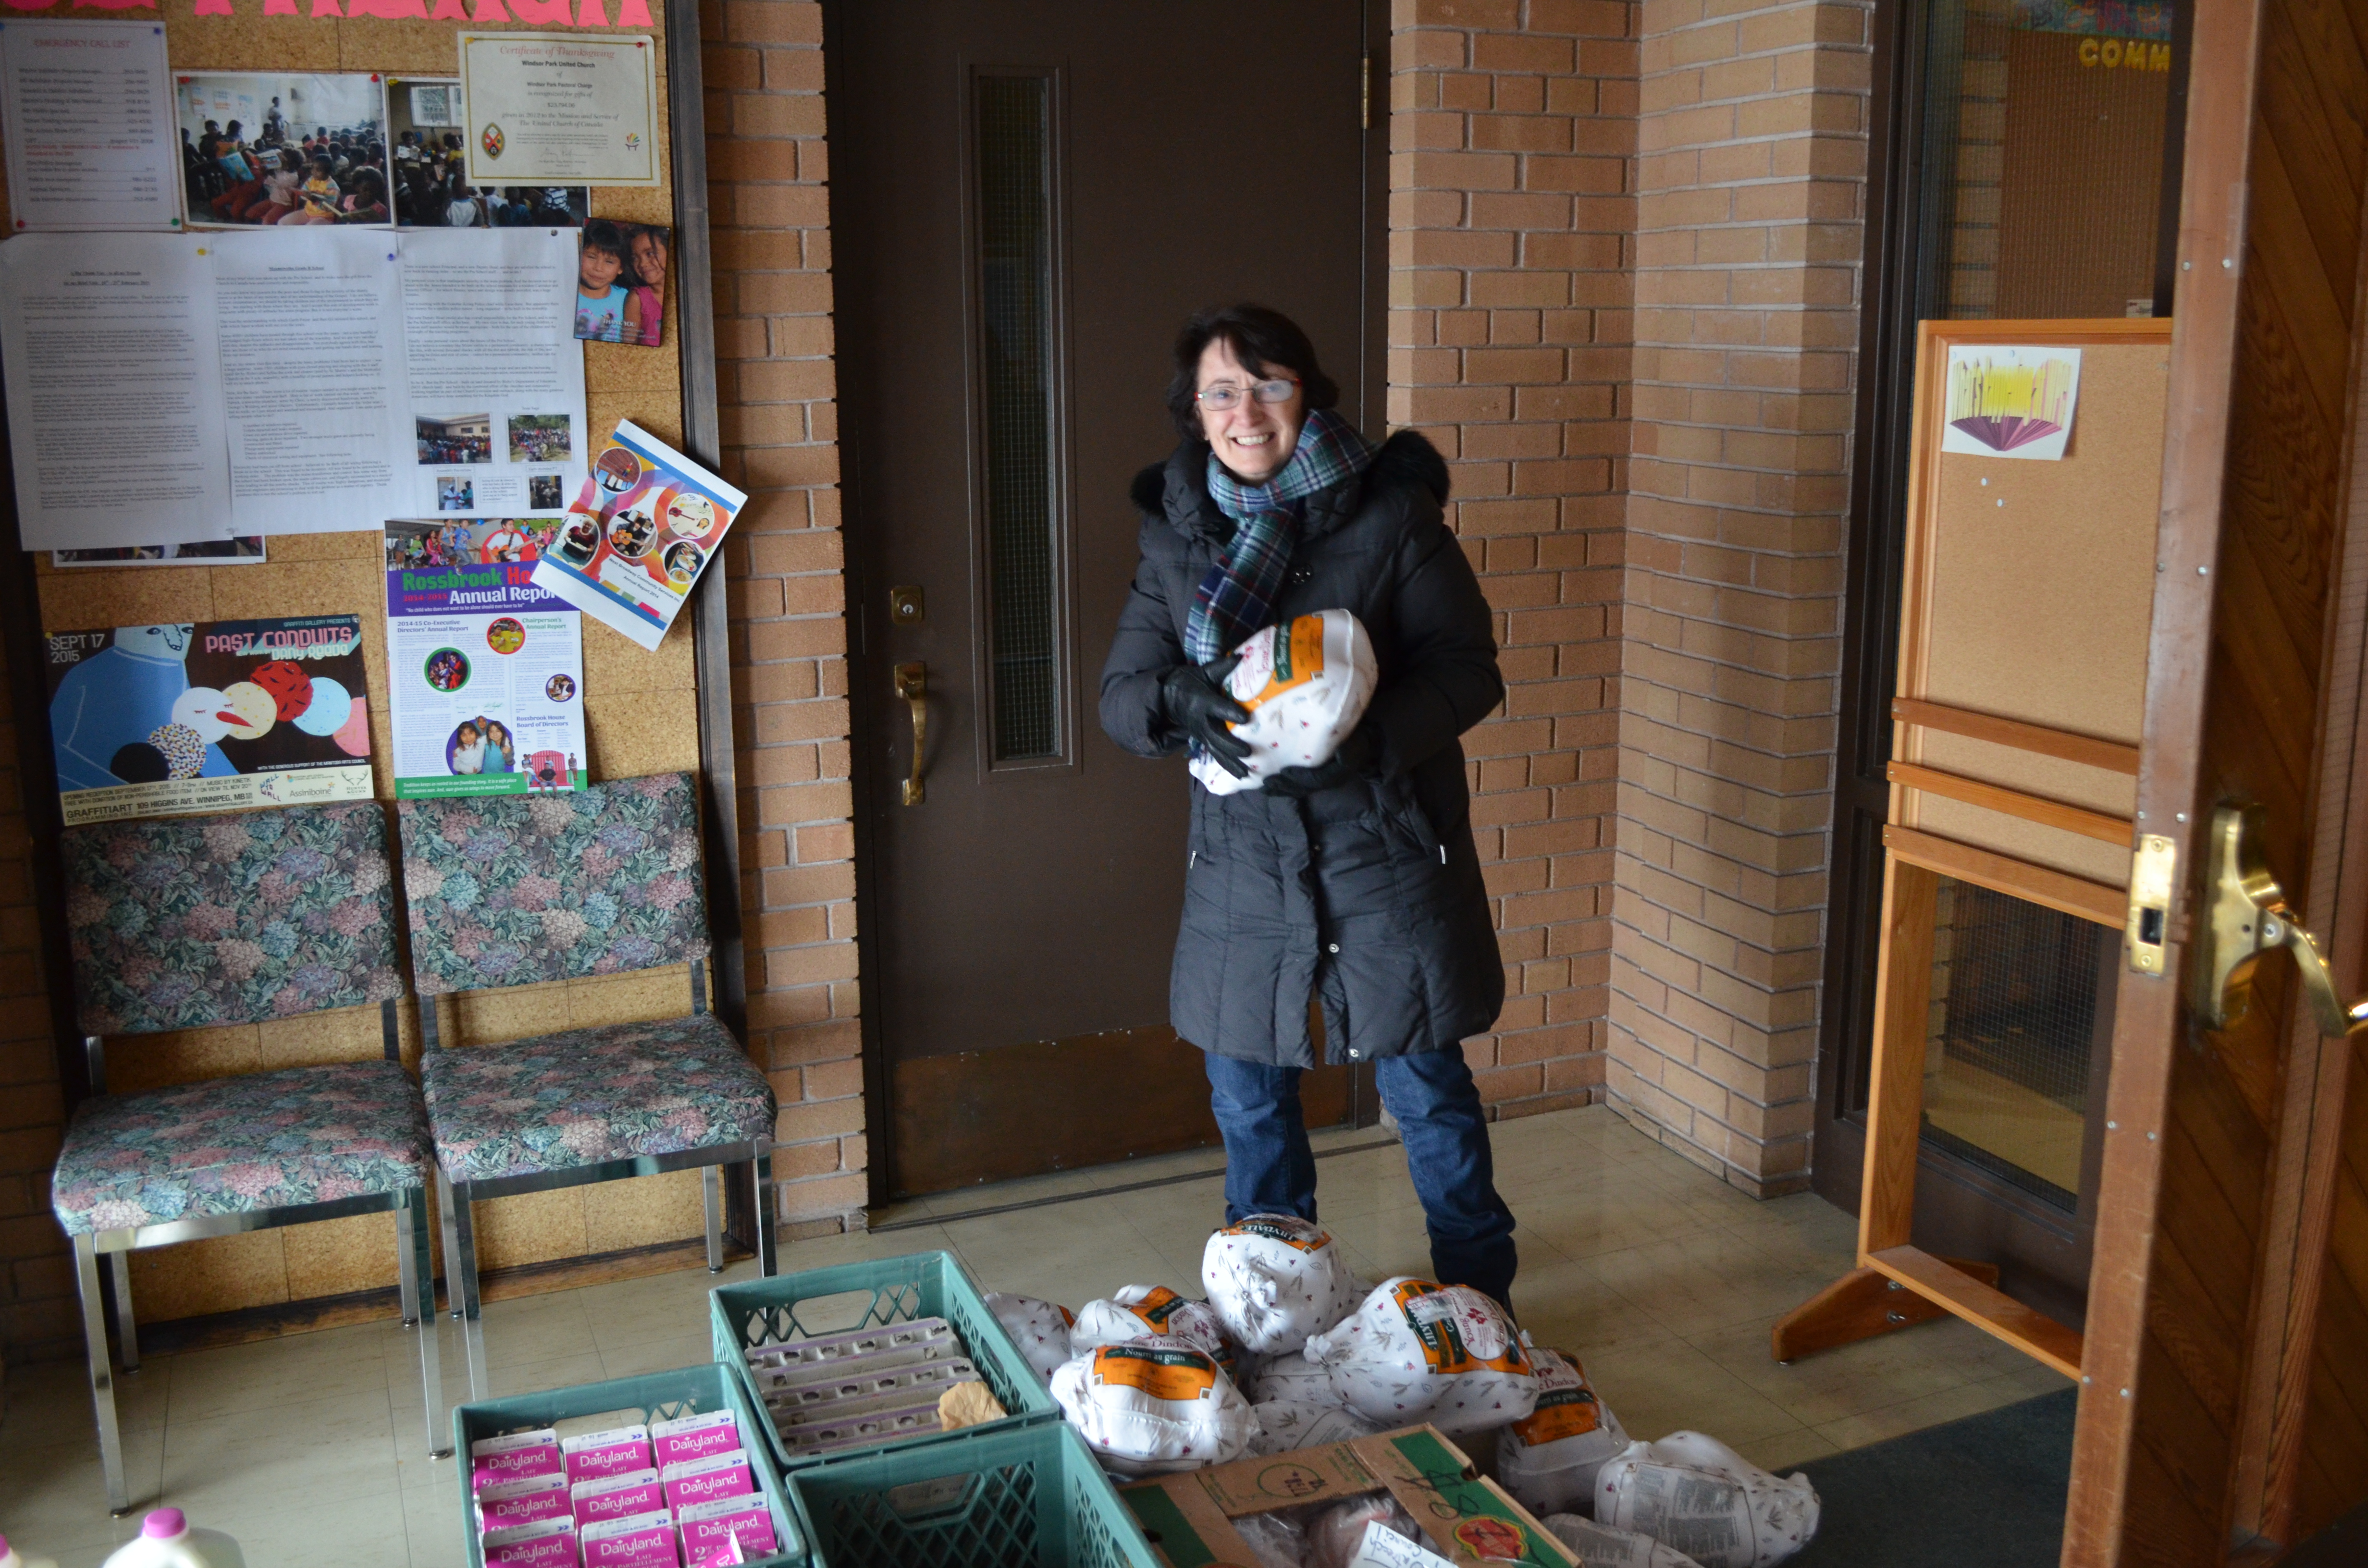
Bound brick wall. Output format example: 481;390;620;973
1389;0;1639;1115
701;0;867;1235
1607;0;1872;1193
0;635;71;1364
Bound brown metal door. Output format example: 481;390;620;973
832;1;1379;1197
2065;0;2368;1558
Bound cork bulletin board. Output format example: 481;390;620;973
1890;318;2172;893
0;0;731;1324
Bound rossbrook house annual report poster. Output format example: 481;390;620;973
384;518;586;797
45;617;374;825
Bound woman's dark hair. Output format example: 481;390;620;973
582;219;627;263
1165;303;1339;438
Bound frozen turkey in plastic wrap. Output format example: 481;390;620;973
1595;1432;1820;1568
1543;1513;1706;1568
1302;1277;1538;1436
1244;1398;1382;1456
1189;610;1379;796
982;1291;1075;1382
1201;1213;1363;1354
1243;1349;1336;1405
1497;1348;1630;1517
1047;1335;1258;1476
1070;1285;1239;1372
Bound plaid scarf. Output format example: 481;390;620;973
1185;407;1378;664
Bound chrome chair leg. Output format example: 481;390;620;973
395;1201;423;1328
405;1190;451;1458
438;1167;467;1321
703;1164;725;1274
439;1171;488;1400
106;1250;139;1373
450;1176;490;1401
753;1145;777;1278
74;1235;131;1516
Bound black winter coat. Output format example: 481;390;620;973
1098;429;1506;1068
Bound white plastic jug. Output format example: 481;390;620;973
0;1532;62;1568
101;1511;246;1568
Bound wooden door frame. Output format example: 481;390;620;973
2066;0;2368;1553
1814;0;2195;1309
829;1;1393;1206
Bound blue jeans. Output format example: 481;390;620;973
1203;1050;1518;1310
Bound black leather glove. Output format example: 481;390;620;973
1263;724;1379;797
1160;657;1254;777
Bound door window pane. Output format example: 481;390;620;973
975;73;1061;762
1920;878;2107;1209
1919;0;2176;321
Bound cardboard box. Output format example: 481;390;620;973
1119;1424;1578;1568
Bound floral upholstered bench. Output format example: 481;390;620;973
397;772;777;1397
50;802;447;1514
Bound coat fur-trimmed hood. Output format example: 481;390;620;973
1129;429;1450;531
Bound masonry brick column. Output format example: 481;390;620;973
704;0;865;1233
1390;0;1638;1112
1608;0;1871;1193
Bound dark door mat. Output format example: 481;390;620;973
1787;1388;2076;1566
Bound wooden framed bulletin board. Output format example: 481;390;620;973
0;0;742;1327
1776;318;2173;1377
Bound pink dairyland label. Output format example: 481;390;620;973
481;1515;578;1568
573;1469;665;1527
652;1409;742;1469
580;1509;681;1568
661;1452;754;1513
472;1430;563;1494
564;1424;655;1484
477;1472;571;1531
677;1497;778;1564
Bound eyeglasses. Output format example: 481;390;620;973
1196;377;1300;412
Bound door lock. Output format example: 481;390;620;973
2195;802;2368;1036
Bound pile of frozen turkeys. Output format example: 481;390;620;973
988;1216;1822;1568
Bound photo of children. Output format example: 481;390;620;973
508;415;571;464
574;220;670;348
486;617;526;654
530;475;566;509
425;647;469;692
437;478;475;511
418;414;492;465
178;74;391;228
544;673;576;703
384;518;560;572
445;716;517;775
385;78;589;230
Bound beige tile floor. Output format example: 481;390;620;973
0;1105;2072;1566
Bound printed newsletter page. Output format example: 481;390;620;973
399;227;586;518
384;518;584;797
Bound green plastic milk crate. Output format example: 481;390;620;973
451;1363;806;1568
708;1249;1061;1475
785;1421;1162;1568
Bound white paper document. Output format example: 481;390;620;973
213;230;409;533
0;232;231;548
0;20;180;232
0;228;587;547
400;227;585;518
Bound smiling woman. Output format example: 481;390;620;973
1098;302;1519;1311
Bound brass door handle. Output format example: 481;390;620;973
895;662;927;806
2195;802;2368;1036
